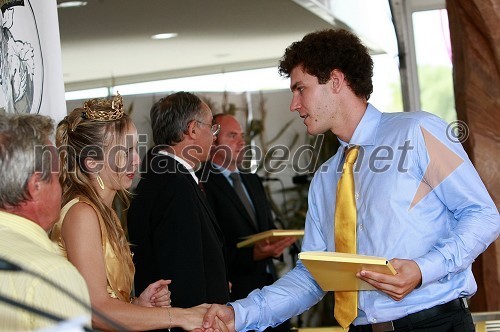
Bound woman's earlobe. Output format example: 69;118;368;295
84;157;98;172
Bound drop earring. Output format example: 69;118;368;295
96;173;105;190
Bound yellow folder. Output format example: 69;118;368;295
236;229;304;248
299;251;396;291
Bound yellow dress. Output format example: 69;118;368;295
51;197;135;302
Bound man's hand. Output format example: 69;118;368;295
200;304;235;332
186;304;229;332
356;258;422;301
253;236;297;261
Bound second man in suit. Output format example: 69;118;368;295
199;114;296;332
127;92;230;322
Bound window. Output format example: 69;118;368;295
413;9;456;122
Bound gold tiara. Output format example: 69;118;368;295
82;93;124;121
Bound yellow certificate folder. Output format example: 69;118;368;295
299;251;396;291
237;229;304;248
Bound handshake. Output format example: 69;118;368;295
178;303;236;332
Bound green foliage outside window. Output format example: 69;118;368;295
390;65;456;123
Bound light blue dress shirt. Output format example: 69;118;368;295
230;104;500;331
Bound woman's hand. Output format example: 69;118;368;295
178;304;229;332
133;279;171;307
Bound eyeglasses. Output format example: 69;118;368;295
196;120;221;135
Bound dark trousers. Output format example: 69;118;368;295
349;299;474;332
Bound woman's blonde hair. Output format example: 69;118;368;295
56;95;133;268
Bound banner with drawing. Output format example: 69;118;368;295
0;0;66;122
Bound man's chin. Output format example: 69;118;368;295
306;127;318;135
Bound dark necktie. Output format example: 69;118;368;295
229;172;257;227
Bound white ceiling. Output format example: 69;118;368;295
57;0;337;91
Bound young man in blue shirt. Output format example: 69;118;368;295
201;29;500;332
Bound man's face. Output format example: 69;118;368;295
46;171;62;225
289;65;337;135
196;103;217;162
211;115;245;169
40;142;62;230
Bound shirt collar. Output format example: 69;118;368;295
211;162;238;181
0;210;57;253
338;103;382;148
158;150;199;183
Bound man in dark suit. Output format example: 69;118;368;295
198;114;296;332
127;92;230;315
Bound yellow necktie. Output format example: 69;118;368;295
334;146;360;329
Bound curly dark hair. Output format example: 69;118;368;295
278;29;373;100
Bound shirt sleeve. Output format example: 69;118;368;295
230;171;330;331
231;261;325;331
412;115;500;286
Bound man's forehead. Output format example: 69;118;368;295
290;67;306;87
220;117;243;131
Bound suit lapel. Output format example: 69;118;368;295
165;156;225;242
193;179;220;231
184;165;226;243
209;168;259;232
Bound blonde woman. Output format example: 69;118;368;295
51;94;224;331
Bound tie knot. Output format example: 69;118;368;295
345;146;359;165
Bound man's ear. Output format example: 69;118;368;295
330;69;346;93
27;173;43;199
186;120;199;139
